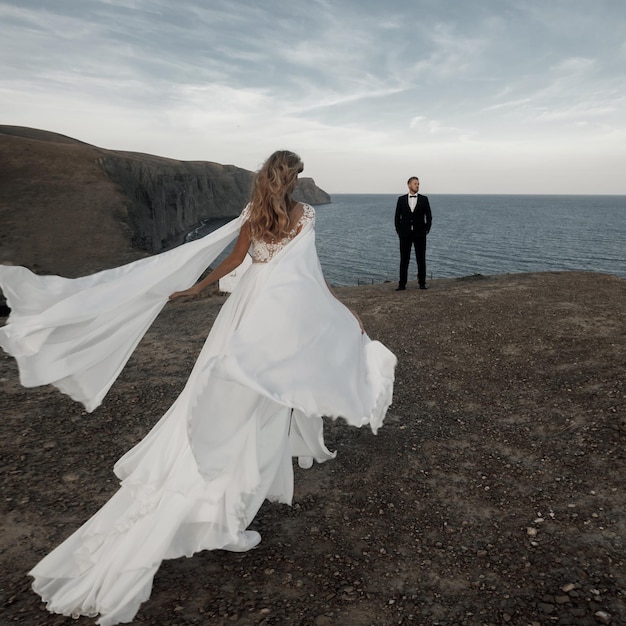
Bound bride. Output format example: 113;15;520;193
0;150;396;625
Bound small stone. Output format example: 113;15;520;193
561;583;576;592
538;603;555;614
314;617;333;626
555;595;570;604
526;527;538;537
595;610;612;624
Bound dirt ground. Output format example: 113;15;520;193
0;271;624;626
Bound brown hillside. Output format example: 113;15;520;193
0;127;141;277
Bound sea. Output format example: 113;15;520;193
190;194;626;286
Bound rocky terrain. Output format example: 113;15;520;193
0;271;624;625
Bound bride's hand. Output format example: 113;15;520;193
169;286;201;301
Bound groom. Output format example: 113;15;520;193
394;176;432;290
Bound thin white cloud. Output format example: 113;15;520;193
409;116;466;135
551;56;595;74
534;103;617;122
483;98;534;112
410;21;488;79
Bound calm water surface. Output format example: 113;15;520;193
191;194;625;286
314;194;625;285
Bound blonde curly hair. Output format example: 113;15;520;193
247;150;303;241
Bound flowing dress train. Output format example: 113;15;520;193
0;206;396;625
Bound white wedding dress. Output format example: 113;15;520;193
0;204;396;625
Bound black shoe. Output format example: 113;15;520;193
419;285;427;290
396;285;406;291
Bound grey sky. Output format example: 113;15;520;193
1;0;625;193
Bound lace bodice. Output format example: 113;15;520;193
241;203;315;263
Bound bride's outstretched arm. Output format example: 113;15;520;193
169;224;252;300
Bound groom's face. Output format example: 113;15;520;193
408;178;420;194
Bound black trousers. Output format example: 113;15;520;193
398;231;427;287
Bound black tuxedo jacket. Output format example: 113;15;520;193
395;193;432;237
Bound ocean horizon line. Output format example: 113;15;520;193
325;192;626;198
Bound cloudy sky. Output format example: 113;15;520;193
2;0;626;194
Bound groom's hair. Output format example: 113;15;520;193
407;176;419;184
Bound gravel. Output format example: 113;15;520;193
1;271;624;625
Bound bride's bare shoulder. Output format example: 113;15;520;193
288;202;305;224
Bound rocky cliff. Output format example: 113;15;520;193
99;152;253;253
292;177;331;206
100;151;330;252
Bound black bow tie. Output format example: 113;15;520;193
409;195;417;198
